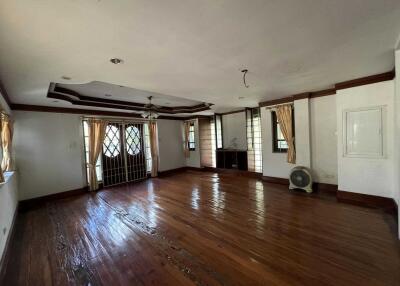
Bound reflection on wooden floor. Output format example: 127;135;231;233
3;170;400;285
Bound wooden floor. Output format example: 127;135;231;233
2;170;400;285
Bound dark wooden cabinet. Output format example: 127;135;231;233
216;150;248;171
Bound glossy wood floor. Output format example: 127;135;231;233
3;171;400;286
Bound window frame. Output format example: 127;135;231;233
188;121;196;151
271;110;294;153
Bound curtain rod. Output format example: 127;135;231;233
264;102;293;110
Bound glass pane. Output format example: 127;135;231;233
126;126;141;155
103;125;121;158
83;121;88;135
278;140;288;149
277;125;285;140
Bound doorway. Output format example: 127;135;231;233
83;120;151;188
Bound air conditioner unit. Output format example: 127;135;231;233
289;166;313;193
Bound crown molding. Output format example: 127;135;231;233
10;104;213;121
259;69;395;107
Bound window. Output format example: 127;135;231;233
246;108;262;173
144;123;152;172
125;126;141;156
272;111;294;153
82;120;102;182
188;122;196;150
215;114;223;149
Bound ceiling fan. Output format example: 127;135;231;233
141;96;161;120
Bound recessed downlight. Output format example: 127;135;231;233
110;58;123;64
105;94;112;97
61;76;71;80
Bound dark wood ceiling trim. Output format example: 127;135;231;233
10;104;208;121
0;79;12;107
48;83;212;114
335;70;395;90
259;96;293;107
292;92;311;100
259;69;394;107
219;109;246;116
310;88;336;98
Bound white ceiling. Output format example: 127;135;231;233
1;0;400;113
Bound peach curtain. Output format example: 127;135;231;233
275;105;296;164
149;121;159;177
1;115;13;171
88;119;107;191
183;121;190;158
0;117;4;183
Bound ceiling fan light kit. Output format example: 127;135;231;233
141;96;160;120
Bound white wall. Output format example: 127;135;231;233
310;95;338;184
294;99;311;168
222;112;247;150
261;99;314;179
14;112;192;199
14;111;87;200
336;81;394;198
261;107;293;178
157;119;186;171
185;119;201;168
394;49;400;238
0;172;18;263
0;95;17;264
261;95;339;185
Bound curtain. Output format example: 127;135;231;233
1;115;13;171
88;119;107;191
0;116;4;183
183;121;190;158
149;121;159;177
275;105;296;164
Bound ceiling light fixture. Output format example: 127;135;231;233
61;76;71;80
241;69;249;88
110;58;123;64
141;96;159;120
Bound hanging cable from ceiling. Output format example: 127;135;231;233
241;69;249;88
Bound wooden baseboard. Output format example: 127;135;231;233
261;176;398;214
0;204;19;283
158;167;189;177
313;182;338;193
158;166;262;178
19;186;89;212
262;176;290;185
337;190;397;213
203;167;263;178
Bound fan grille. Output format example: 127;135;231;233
290;170;310;188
